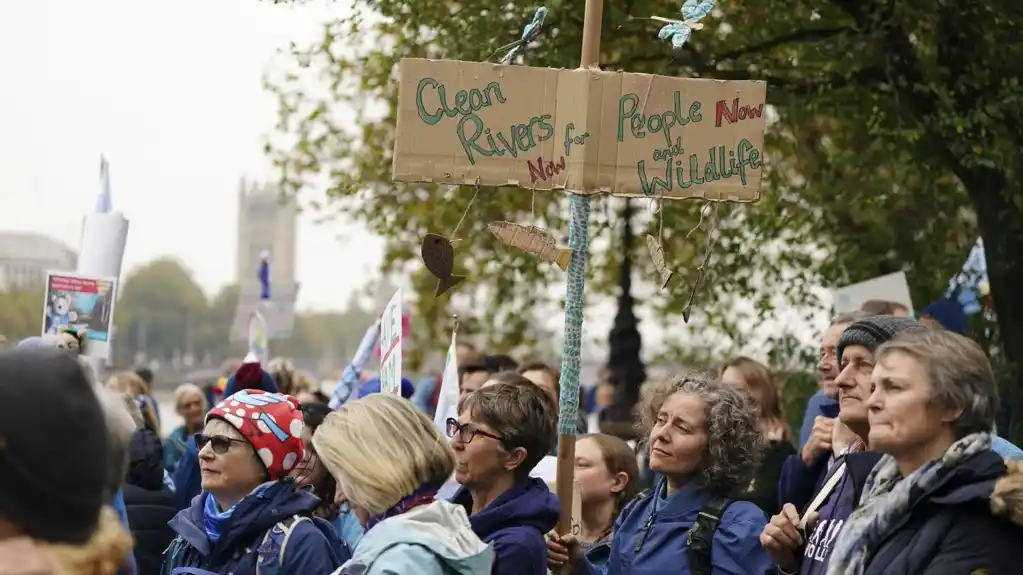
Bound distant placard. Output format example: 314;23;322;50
393;58;767;201
832;271;915;317
379;288;403;396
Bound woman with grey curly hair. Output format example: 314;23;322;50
548;373;773;574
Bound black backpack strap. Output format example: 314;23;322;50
686;496;732;575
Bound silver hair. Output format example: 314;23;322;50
875;329;998;438
174;383;208;411
637;371;763;495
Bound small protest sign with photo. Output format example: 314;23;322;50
393;59;767;201
42;271;117;360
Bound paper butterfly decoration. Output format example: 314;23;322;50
654;0;716;50
499;7;548;64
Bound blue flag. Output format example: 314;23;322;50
258;251;270;301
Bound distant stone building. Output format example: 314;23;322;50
230;179;300;340
0;231;78;290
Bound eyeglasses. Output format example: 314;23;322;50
446;418;504;444
195;433;250;455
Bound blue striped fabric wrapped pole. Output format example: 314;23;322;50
556;195;590;438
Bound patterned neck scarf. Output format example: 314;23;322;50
826;432;992;575
364;483;438;531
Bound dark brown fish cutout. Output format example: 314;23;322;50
421;233;466;297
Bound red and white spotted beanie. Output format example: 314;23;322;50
206;389;305;481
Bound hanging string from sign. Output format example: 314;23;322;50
682;202;718;323
488;7;548;64
450;181;482;241
684;202;711;242
658;197;665;243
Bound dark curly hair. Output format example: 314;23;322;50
636;372;763;495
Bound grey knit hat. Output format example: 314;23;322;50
837;315;928;362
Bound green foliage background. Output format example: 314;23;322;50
262;0;1023;439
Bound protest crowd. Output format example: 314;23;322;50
2;294;1023;575
3;0;1021;572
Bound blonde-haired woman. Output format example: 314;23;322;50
314;394;493;575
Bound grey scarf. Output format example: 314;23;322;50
825;432;992;575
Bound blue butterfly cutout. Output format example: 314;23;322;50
655;0;716;50
499;7;548;64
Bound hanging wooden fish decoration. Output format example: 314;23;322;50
646;234;674;289
421;233;466;297
488;221;573;271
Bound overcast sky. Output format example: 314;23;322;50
0;0;381;312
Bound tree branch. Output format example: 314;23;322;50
708;66;887;98
712;27;853;65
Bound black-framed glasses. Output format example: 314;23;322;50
195;433;250;455
446;418;504;444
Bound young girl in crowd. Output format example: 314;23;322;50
721;357;795;515
563;434;640;572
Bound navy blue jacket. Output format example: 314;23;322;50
781;401;840;510
163;481;344;575
453;477;560;575
572;478;773;575
861;450;1023;574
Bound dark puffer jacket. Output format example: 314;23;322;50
123;429;176;575
860;451;1023;575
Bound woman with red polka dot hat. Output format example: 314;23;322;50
162;389;350;575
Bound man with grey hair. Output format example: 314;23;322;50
798;311;869;449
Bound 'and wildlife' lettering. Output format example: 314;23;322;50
637;138;763;197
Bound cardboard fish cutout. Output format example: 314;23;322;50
488;221;572;271
646;234;674;289
421;233;467;297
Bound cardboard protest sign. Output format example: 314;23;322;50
832;271;915;317
42;271;117;360
380;288;404;395
393;58;767;201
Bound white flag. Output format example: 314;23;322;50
433;330;459;435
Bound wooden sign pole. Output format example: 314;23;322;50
554;0;604;552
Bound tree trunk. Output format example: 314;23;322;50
964;165;1023;443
